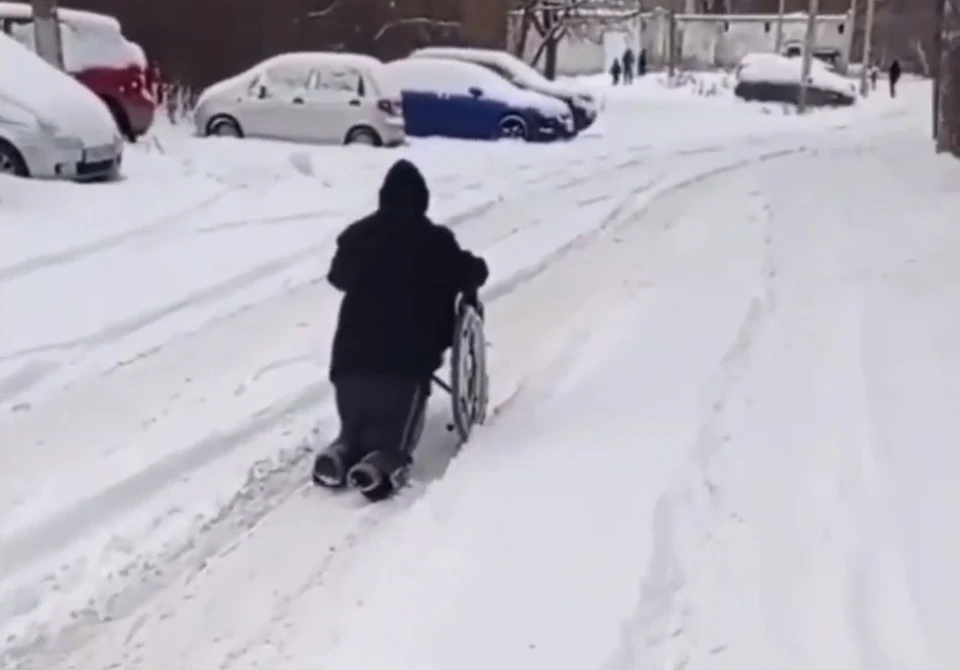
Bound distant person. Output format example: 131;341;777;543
622;48;635;84
868;65;879;90
888;59;901;98
610;58;622;85
638;48;648;77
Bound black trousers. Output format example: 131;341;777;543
334;375;429;458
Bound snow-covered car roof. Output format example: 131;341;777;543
197;52;389;109
259;51;385;72
0;1;120;30
0;2;144;71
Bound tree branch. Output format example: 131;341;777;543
306;0;343;19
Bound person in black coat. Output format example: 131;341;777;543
888;59;901;98
314;158;489;490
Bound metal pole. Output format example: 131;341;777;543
858;0;875;95
774;0;786;54
32;0;63;69
797;0;819;113
667;9;676;78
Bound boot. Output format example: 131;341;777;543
312;437;363;488
347;450;412;500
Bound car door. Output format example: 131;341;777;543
304;65;367;144
237;62;316;141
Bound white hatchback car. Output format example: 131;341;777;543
194;52;405;147
0;32;123;180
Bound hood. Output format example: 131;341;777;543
0;34;116;145
378;159;429;216
512;88;569;117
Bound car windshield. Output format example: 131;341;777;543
499;55;551;87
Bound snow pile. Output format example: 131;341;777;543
0;2;145;70
736;52;857;97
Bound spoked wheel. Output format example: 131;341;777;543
450;298;488;441
206;116;243;137
497;116;529;141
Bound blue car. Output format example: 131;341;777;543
382;57;575;142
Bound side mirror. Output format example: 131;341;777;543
468;86;483;98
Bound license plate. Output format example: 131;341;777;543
83;145;115;162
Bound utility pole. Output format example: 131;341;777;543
797;0;818;113
773;0;786;54
32;0;63;69
667;9;676;79
857;0;875;95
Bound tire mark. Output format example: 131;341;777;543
0;187;239;284
1;140;807;666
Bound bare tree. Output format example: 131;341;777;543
512;0;643;79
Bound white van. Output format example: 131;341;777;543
0;32;123;180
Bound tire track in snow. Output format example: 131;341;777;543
0;187;239;283
603;191;776;670
0;137;662;574
0;138;654;406
2;140;806;668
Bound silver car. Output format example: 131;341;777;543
194;52;405;147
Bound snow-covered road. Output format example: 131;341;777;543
2;77;955;669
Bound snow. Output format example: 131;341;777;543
1;75;957;670
411;46;590;99
197;52;390;109
384;57;570;117
0;32;119;144
736;52;858;97
0;1;145;70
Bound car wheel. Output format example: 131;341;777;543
345;126;381;146
206;116;243;138
0;140;29;177
498;115;528;141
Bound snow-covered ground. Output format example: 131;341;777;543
1;76;956;669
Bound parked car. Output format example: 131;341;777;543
0;1;154;140
194;52;405;147
383;57;573;142
409;46;599;131
734;52;856;107
0;32;123;180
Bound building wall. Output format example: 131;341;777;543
510;9;853;76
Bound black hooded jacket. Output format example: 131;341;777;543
327;159;489;381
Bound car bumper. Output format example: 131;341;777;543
123;98;156;138
21;139;123;181
572;106;598;131
534;116;576;141
380;119;407;147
